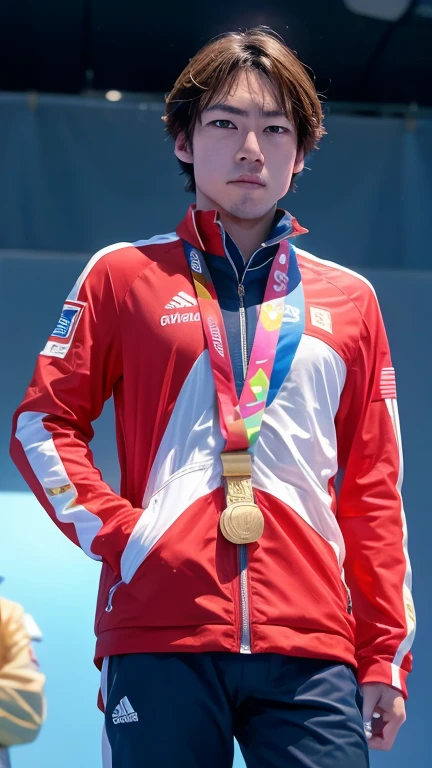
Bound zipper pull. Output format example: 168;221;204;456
105;580;123;612
238;283;245;298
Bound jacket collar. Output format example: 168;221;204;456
176;204;308;259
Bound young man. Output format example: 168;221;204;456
10;27;415;768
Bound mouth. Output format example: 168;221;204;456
228;175;266;187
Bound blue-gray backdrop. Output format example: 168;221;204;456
0;93;430;767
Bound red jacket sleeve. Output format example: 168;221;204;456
335;285;415;699
10;247;142;576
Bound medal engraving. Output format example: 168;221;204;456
227;478;251;501
220;502;264;545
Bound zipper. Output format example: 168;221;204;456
105;580;123;612
239;544;251;652
217;223;253;654
237;280;252;653
340;571;353;615
238;284;248;378
346;585;353;615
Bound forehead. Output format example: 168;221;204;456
206;69;282;112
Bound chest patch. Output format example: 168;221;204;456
310;307;333;334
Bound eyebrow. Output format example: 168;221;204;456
203;103;288;119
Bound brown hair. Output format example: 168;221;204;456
164;26;325;193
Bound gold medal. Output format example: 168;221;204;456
220;451;264;544
220;502;264;544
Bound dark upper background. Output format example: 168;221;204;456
1;0;432;105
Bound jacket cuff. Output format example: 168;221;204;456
357;658;409;700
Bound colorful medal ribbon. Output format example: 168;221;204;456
183;238;302;545
183;240;291;452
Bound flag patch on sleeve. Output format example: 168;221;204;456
40;300;86;358
380;367;397;399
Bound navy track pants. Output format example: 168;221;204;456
102;652;370;767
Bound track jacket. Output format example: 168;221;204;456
10;205;415;698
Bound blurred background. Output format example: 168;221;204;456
1;0;431;765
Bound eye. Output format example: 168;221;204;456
211;119;236;129
265;125;289;134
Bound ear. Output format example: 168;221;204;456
174;132;193;163
293;148;305;174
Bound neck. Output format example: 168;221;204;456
195;194;277;262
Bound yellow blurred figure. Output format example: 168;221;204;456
0;597;46;767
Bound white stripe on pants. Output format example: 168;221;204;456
101;657;112;768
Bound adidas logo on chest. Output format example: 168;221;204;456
161;290;200;326
165;291;197;309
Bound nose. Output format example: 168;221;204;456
235;131;264;166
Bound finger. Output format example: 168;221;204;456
371;712;386;737
364;707;384;740
368;719;401;751
361;689;377;724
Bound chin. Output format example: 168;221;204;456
223;198;276;221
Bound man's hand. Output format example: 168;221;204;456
361;682;406;751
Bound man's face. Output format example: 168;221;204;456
175;69;304;220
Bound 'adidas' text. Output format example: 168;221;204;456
160;311;200;326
